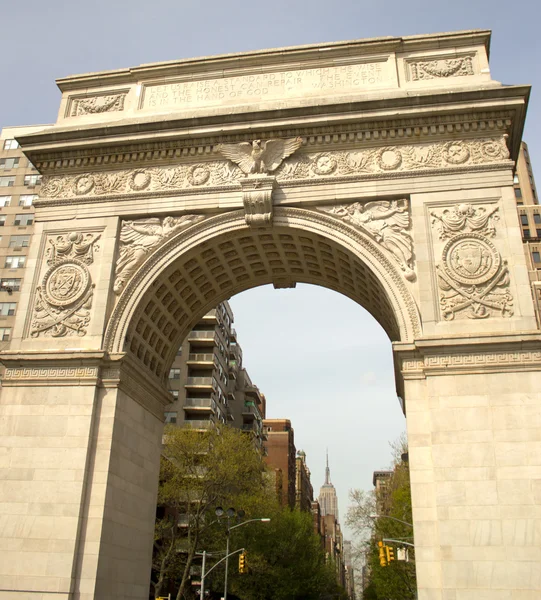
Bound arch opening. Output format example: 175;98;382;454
106;208;421;381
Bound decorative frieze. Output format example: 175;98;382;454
114;215;205;294
30;232;101;338
408;55;475;81
3;366;99;381
431;202;500;239
400;348;541;376
69;92;127;116
317;199;415;281
39;137;511;203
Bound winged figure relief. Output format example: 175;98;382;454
217;137;303;175
114;215;204;294
323;200;415;281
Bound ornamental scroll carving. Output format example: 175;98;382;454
436;233;513;320
431;203;500;239
40;137;511;201
114;215;205;294
318;200;415;281
409;56;474;81
31;232;101;337
70;93;127;116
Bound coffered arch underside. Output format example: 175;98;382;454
105;208;421;380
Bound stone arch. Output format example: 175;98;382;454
104;206;421;381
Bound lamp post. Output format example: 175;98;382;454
369;514;413;528
215;507;270;600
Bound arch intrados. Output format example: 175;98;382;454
104;207;421;380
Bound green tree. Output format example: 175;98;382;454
227;507;346;600
346;434;416;600
151;424;267;600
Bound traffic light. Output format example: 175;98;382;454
386;545;395;563
378;541;387;567
239;551;247;573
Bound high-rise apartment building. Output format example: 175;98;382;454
0;126;47;353
318;451;339;521
295;449;314;511
165;301;266;447
263;418;297;508
514;142;541;322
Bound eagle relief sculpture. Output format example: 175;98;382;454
217;137;303;175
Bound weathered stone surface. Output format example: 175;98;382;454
1;30;539;600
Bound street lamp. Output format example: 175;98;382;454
214;507;270;600
369;514;413;528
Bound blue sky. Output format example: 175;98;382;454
1;0;539;536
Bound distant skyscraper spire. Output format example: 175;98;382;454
325;448;331;484
319;449;339;520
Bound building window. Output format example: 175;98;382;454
5;256;26;268
0;278;21;292
27;161;37;170
14;214;34;226
0;302;16;316
0;216;6;226
534;214;541;225
515;188;523;200
9;235;30;248
18;194;37;207
0;176;16;187
164;412;177;424
169;368;181;379
0;196;11;207
23;174;41;186
523;229;531;239
537;229;541;238
513;174;519;184
3;139;19;150
0;327;11;341
520;215;529;226
0;158;20;170
533;251;541;264
171;390;179;399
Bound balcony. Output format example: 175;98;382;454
183;397;215;414
186;353;215;367
187;330;216;343
184;419;213;430
184;377;215;390
244;385;262;403
242;402;262;420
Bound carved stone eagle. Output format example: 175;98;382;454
217;137;303;175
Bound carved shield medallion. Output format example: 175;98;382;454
442;233;500;286
42;260;90;307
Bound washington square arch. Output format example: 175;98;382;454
1;28;541;600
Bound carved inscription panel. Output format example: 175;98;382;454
142;60;393;110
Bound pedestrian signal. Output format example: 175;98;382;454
239;551;247;573
378;541;387;567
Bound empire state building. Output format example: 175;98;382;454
318;451;339;520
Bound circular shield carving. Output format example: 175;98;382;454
129;170;151;191
73;174;95;195
443;141;470;165
187;164;210;186
376;148;402;170
481;140;507;160
442;233;501;285
42;260;90;307
313;154;337;175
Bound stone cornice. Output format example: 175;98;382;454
56;30;491;91
0;351;171;418
18;86;528;171
394;332;541;378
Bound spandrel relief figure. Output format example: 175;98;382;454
320;200;415;280
114;215;204;294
